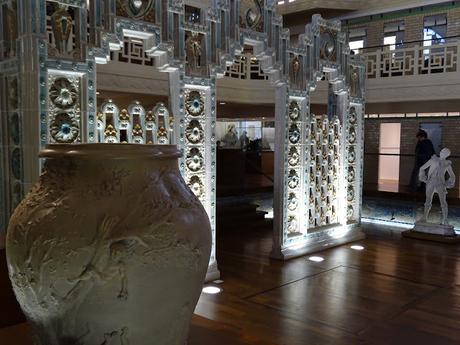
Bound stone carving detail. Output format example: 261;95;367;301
289;55;304;89
345;105;362;222
320;27;338;62
289;101;300;121
50;111;80;143
49;77;78;108
186;148;204;172
116;0;155;22
185;90;205;116
185;120;204;144
349;66;361;98
189;175;204;198
239;0;263;31
98;100;174;145
288;124;300;144
48;74;81;144
6;144;211;345
50;4;73;54
307;116;341;228
185;32;205;76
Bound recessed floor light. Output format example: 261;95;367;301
350;245;365;251
202;286;222;294
308;256;324;262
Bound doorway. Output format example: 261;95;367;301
378;123;401;192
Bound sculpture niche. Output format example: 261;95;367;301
414;147;456;236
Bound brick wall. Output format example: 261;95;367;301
363;117;460;195
345;5;460;48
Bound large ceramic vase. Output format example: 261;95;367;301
6;144;211;345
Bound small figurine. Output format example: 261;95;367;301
419;148;455;225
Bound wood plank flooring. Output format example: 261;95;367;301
1;222;460;344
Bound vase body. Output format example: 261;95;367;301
6;144;211;345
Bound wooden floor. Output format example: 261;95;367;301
1;223;460;344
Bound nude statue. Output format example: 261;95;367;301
418;148;455;225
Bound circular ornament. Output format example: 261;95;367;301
50;112;79;143
49;77;78;108
186;148;204;172
185;91;204;116
185;120;204;144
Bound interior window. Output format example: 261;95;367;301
423;14;447;46
348;28;366;54
384;21;405;50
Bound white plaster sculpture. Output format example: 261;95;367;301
415;147;456;236
6;144;211;345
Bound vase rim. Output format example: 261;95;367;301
39;144;182;160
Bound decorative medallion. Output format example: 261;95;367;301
289;101;300;121
186;148;204;172
185;91;204;116
49;77;78;108
116;0;155;21
347;186;355;202
347;167;355;183
320;27;337;62
289;124;300;144
347;205;354;219
189;175;204;198
288;193;298;211
349;107;357;124
288;170;299;189
288;147;300;166
185;120;204;144
50;112;79;143
347;147;356;163
348;127;356;144
287;216;297;233
239;0;263;31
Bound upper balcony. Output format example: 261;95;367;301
96;34;460;111
360;40;460;105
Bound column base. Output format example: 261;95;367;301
270;224;365;260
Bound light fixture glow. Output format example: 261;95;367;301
219;102;226;105
202;286;222;294
350;245;365;251
308;256;324;262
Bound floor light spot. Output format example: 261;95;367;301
308;256;324;262
350;245;365;251
202;286;222;294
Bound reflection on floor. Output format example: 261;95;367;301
1;223;460;344
378;180;399;193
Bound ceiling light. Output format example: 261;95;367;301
308;256;324;262
202;286;222;294
350;245;365;251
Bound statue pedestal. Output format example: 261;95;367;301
412;221;455;236
402;222;459;244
